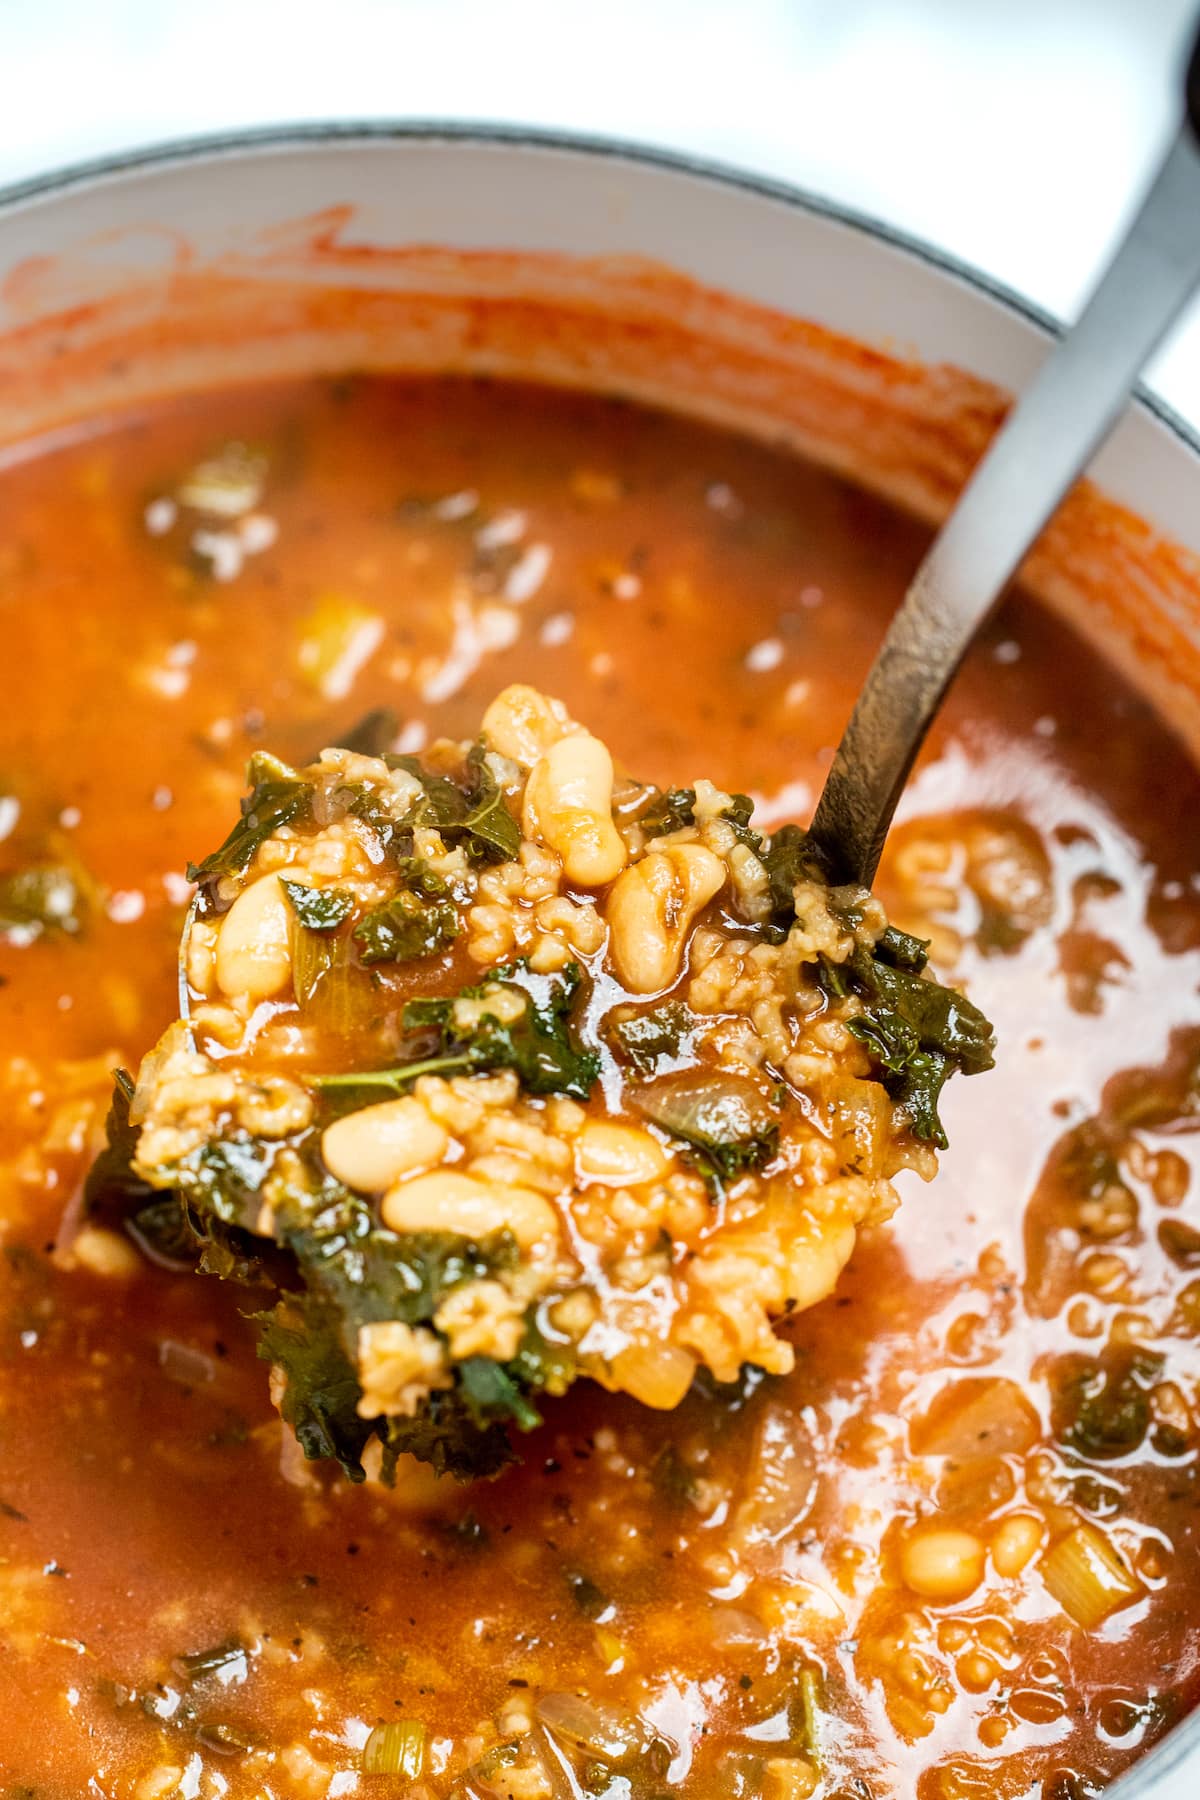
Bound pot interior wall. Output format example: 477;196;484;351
3;139;1200;761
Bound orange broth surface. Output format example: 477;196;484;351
1;375;1200;1799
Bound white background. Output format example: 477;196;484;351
4;0;1200;417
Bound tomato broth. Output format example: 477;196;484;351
1;375;1199;1799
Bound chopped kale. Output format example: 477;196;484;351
639;787;698;836
126;1194;268;1284
637;785;758;845
331;707;400;758
759;823;832;935
353;862;460;965
565;1568;610;1618
386;740;520;865
278;1184;517;1342
187;753;311;904
831;939;995;1149
255;1295;375;1481
0;863;87;939
381;1393;518;1482
83;1070;153;1217
404;962;600;1099
319;962;599;1102
339;780;412;860
1053;1347;1165;1461
461;740;522;862
850;947;994;1074
386;754;474;830
881;1049;953;1146
459;1356;543;1432
607;1002;696;1075
874;924;933;973
83;1075;268;1283
650;1443;699;1506
190;1151;539;1482
280;879;354;932
632;1070;779;1186
167;1136;274;1231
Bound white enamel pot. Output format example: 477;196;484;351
0;126;1196;1798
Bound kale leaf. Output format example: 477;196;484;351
251;1179;531;1481
255;1295;375;1480
831;936;995;1149
277;1183;517;1342
637;786;758;845
83;1070;152;1216
638;787;699;836
319;962;599;1102
0;864;87;939
461;741;522;862
280;879;354;932
187;753;311;903
1052;1347;1165;1462
874;923;933;973
760;823;829;933
632;1070;779;1187
402;962;600;1100
84;1074;268;1282
607;1001;696;1075
166;1135;275;1231
386;740;520;865
352;862;460;965
459;1356;542;1431
339;781;413;861
331;707;400;758
853;944;995;1074
380;1392;518;1483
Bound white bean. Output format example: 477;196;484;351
606;844;726;993
215;873;293;1001
575;1121;669;1187
482;683;576;768
382;1169;560;1249
522;733;627;886
321;1098;448;1193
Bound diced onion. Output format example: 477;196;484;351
1041;1522;1143;1628
534;1692;658;1767
361;1718;427;1778
911;1377;1040;1460
610;1342;697;1410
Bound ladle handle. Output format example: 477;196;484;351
810;23;1200;888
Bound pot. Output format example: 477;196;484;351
0;124;1196;1798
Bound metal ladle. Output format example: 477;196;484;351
810;21;1200;887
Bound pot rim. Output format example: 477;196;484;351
1;115;1197;1798
1;115;1198;463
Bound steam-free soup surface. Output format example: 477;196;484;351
1;376;1199;1800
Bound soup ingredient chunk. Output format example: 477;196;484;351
101;684;994;1480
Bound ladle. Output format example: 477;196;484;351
811;21;1200;885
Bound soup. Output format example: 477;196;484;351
1;375;1198;1799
